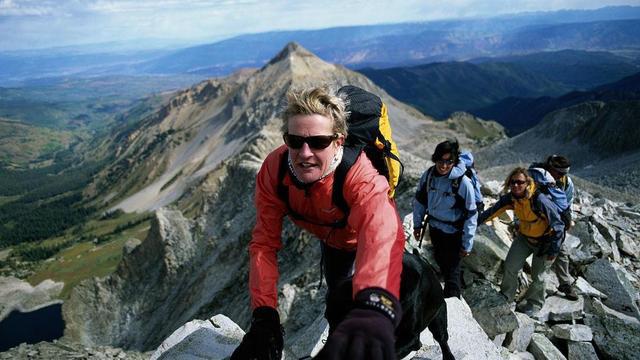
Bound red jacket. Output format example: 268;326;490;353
249;145;405;309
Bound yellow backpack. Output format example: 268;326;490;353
335;85;403;200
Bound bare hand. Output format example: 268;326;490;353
413;228;422;240
459;249;470;257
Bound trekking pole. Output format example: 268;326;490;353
418;215;427;248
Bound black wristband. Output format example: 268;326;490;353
354;288;402;327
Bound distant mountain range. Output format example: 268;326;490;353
359;50;640;122
474;71;640;134
471;49;640;89
1;6;639;84
359;58;570;119
137;17;640;76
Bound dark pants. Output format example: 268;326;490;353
429;226;463;298
321;243;450;358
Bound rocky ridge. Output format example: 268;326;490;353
476;100;640;200
0;340;148;360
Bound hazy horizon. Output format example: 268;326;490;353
1;1;639;52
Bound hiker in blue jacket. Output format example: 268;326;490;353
413;139;478;298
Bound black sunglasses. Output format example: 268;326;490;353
510;180;527;186
436;159;455;165
283;133;339;150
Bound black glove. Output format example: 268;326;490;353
316;288;401;360
230;307;284;360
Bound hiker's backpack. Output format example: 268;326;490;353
276;85;403;227
458;152;484;213
414;150;484;228
527;164;571;227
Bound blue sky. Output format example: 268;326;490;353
0;0;638;51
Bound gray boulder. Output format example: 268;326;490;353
503;351;535;360
573;277;607;299
462;280;518;338
562;233;596;265
617;231;640;259
584;299;640;360
537;296;584;322
541;270;559;296
592;198;618;216
551;324;592;342
504;313;535;352
414;297;503;359
492;333;507;347
528;333;566;360
586;223;613;258
569;221;611;260
482;180;503;197
567;341;598;360
618;207;640;220
150;314;243;360
586;298;640;327
591;215;616;243
610;240;622;263
584;258;640;319
463;224;510;283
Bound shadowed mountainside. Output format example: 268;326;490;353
475;71;640;134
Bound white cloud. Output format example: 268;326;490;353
0;0;57;16
0;0;638;50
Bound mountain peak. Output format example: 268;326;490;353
267;41;314;65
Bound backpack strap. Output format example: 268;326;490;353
277;150;304;222
377;132;405;187
528;190;554;237
415;166;434;207
451;174;464;209
557;175;569;191
277;150;348;228
529;190;544;220
332;145;361;219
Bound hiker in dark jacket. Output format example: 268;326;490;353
231;86;453;360
479;167;565;317
412;139;478;298
544;155;578;300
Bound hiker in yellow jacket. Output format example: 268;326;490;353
479;167;565;317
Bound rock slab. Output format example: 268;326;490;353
151;314;243;360
528;333;566;360
551;324;592;342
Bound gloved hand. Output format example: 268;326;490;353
316;288;401;360
230;307;283;360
